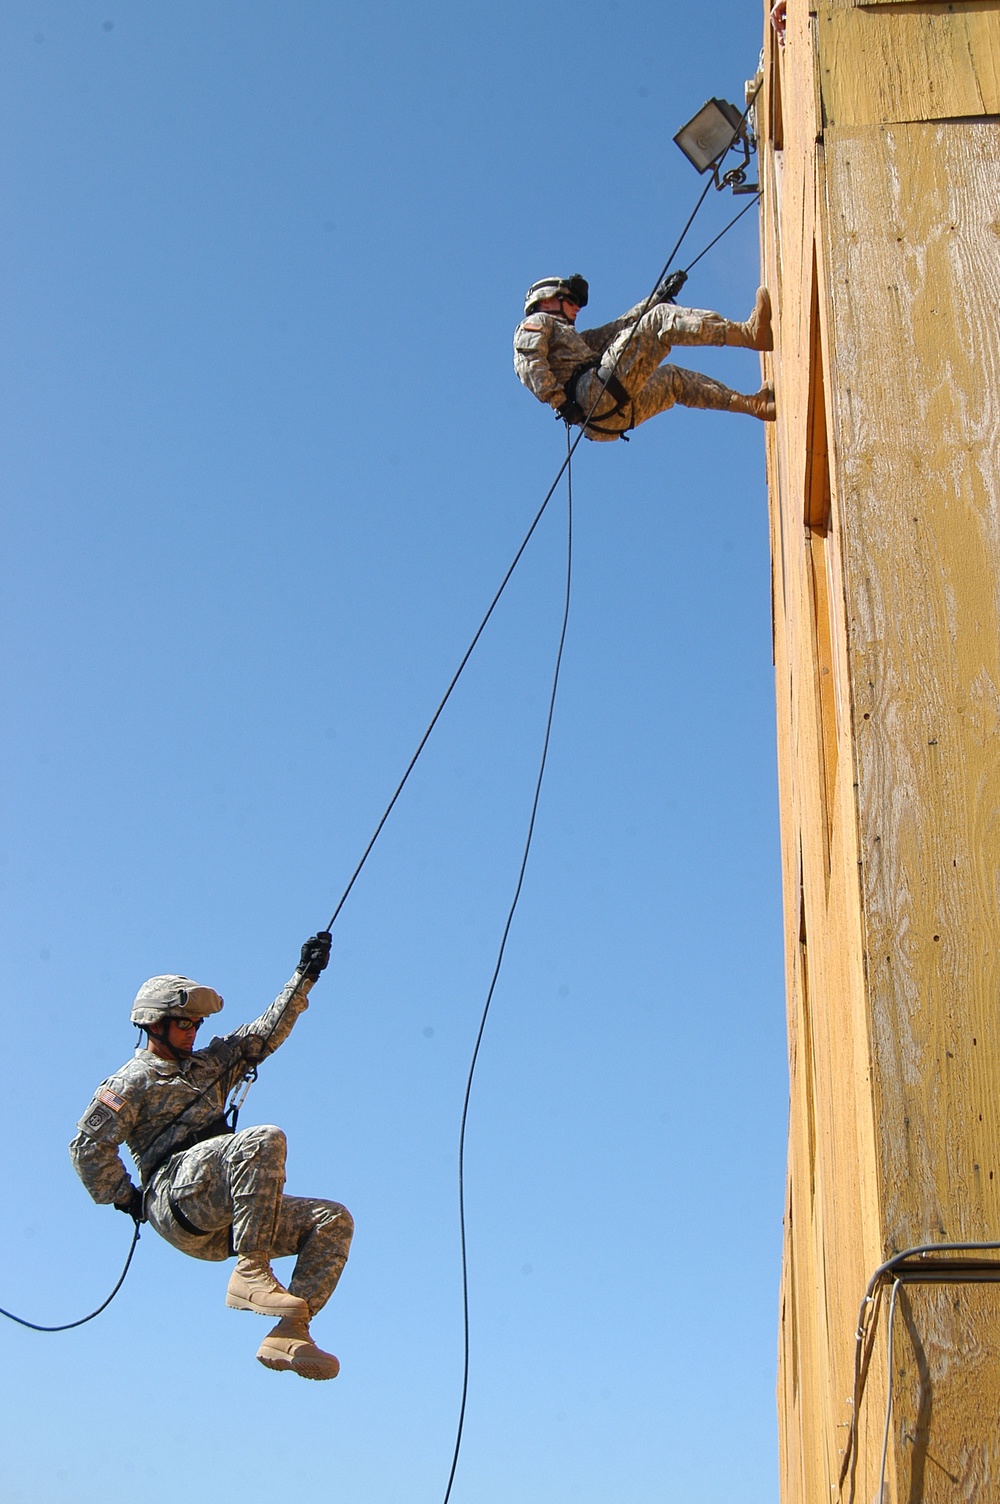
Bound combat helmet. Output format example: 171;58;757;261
130;975;224;1027
523;274;589;316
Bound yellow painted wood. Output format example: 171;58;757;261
826;119;1000;1250
760;0;1000;1499
818;3;1000;124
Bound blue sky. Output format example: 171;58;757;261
0;4;785;1501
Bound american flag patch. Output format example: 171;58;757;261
98;1087;124;1112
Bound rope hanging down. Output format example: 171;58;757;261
0;1219;141;1333
441;423;575;1504
0;96;761;1338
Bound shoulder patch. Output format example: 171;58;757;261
78;1103;115;1136
522;322;544;332
98;1087;125;1112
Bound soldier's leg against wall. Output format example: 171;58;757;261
599;304;729;399
270;1194;355;1317
146;1124;289;1259
632;364;774;425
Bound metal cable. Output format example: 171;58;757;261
441;425;575;1504
841;1241;1000;1501
877;1279;902;1504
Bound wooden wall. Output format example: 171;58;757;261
758;1;1000;1498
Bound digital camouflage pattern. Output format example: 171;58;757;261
513;299;650;408
70;970;353;1314
513;299;746;440
145;1125;353;1315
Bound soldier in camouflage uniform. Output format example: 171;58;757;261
70;933;352;1381
513;273;775;440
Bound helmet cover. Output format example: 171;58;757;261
524;273;589;315
130;975;224;1027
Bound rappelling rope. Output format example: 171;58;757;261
568;81;762;442
0;402;583;1339
441;422;575;1504
682;191;761;277
0;1219;141;1332
435;108;762;1493
0;93;761;1339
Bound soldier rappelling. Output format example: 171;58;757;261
513;273;775;438
69;932;352;1380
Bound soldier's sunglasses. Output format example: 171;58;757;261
168;1016;202;1032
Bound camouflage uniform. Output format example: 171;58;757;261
70;973;352;1318
513;300;745;441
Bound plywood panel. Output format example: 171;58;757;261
765;0;1000;1490
760;13;882;1500
818;3;1000;124
825;119;1000;1249
823;115;1000;1496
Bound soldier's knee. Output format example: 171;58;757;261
238;1123;287;1165
317;1199;354;1242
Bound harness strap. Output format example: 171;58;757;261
167;1192;212;1237
143;1114;234;1183
563;362;634;437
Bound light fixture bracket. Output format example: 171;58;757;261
673;97;759;195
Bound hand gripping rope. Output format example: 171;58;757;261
0;106;762;1451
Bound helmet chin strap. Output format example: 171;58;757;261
143;1022;194;1062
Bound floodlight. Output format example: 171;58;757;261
673;97;759;194
673;98;745;174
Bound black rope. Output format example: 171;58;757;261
323;89;765;940
325;459;575;933
325;84;762;935
568;83;762;441
30;444;585;1247
0;92;762;1342
0;1218;141;1332
441;424;575;1504
682;191;762;276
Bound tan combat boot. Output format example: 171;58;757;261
256;1317;341;1380
729;384;776;421
226;1253;310;1318
725;287;773;351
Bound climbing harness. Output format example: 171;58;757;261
554;81;762;444
560;362;635;438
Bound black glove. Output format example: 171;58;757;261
655;268;688;304
299;930;332;980
114;1185;145;1223
556;398;583;427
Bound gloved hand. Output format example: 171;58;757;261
114;1185;145;1223
299;931;332;980
556;398;583;427
655;268;688;304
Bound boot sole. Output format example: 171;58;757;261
227;1292;310;1317
257;1350;340;1380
